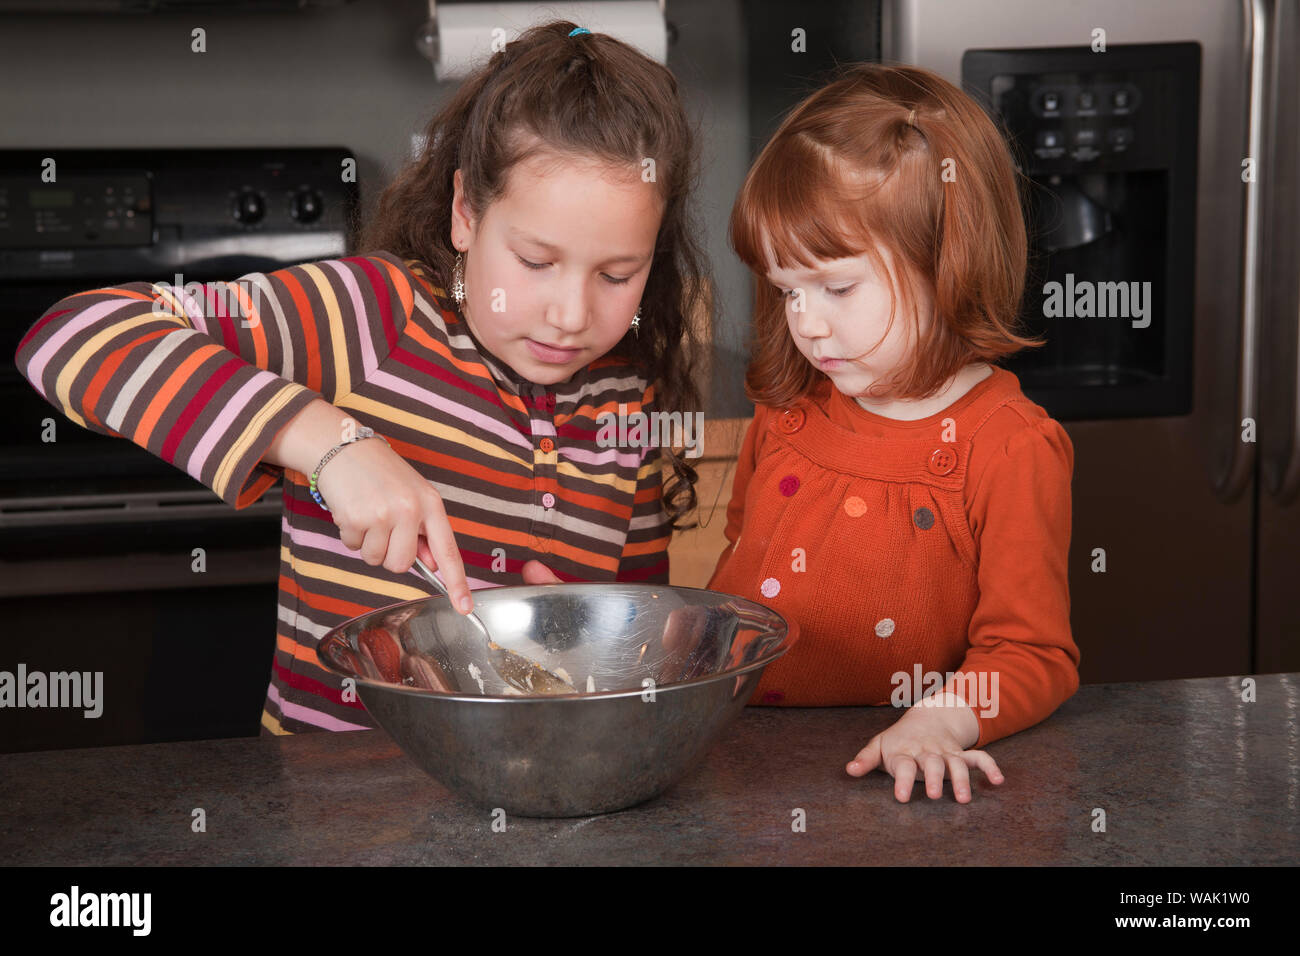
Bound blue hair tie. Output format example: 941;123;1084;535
568;27;591;36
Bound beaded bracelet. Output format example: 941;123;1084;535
309;425;388;511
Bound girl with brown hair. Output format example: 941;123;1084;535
16;21;709;734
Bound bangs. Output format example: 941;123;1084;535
731;136;887;277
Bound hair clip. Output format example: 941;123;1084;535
569;27;591;36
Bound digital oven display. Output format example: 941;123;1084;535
28;189;75;209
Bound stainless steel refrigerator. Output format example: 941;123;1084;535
885;0;1300;682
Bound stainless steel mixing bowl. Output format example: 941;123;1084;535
316;583;794;817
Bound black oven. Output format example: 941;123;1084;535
0;147;357;752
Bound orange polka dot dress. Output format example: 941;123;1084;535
708;367;1082;748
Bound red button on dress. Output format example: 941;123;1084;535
779;474;800;496
928;446;957;475
779;408;805;433
539;437;555;453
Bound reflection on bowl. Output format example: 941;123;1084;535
316;584;794;817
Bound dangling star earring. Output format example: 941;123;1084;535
451;251;465;305
631;306;641;337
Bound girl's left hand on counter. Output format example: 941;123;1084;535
845;694;1004;803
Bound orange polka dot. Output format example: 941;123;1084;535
844;496;866;517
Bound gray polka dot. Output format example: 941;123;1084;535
913;506;935;530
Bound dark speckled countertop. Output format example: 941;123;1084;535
2;673;1297;866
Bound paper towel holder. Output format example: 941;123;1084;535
415;1;674;73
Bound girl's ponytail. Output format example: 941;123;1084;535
908;83;1034;370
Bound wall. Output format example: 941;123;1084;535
0;0;757;414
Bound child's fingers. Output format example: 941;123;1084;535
892;755;918;802
850;737;1000;803
338;524;365;553
359;523;394;567
945;754;973;803
520;559;562;585
845;737;883;777
420;507;471;614
922;753;947;799
963;749;1005;785
384;518;419;575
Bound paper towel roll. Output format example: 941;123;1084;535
432;1;667;81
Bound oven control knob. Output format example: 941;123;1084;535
232;189;266;224
290;188;324;224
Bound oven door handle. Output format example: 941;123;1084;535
0;491;281;528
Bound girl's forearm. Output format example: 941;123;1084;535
262;397;354;475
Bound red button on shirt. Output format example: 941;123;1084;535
779;408;805;433
540;437;555;453
928;446;957;475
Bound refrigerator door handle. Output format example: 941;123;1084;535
1216;0;1266;501
1271;301;1300;502
1262;0;1300;504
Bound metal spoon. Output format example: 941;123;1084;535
411;557;575;695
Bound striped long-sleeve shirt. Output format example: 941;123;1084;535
15;251;671;734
